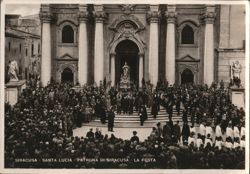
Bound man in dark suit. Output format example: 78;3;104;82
86;128;94;140
173;120;181;143
182;121;190;143
130;131;139;143
108;107;115;132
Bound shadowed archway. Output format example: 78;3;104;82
61;67;73;83
115;40;139;85
181;68;194;84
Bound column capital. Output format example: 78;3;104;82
147;5;160;23
110;52;116;56
202;11;216;24
200;5;216;24
39;12;53;23
94;5;107;23
165;5;177;24
79;4;89;22
94;11;107;23
40;4;55;23
138;52;144;57
79;11;89;22
147;11;160;23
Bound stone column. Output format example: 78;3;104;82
139;52;144;87
165;5;177;85
78;5;88;86
110;52;116;86
203;6;216;85
40;9;52;87
147;5;159;87
94;5;106;85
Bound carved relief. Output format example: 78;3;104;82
118;5;136;15
178;64;198;74
108;14;146;53
109;14;145;31
57;14;79;26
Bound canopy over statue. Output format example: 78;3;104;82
8;60;19;82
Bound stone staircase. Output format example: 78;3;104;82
82;106;191;128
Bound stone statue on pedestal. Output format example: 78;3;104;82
8;60;19;82
120;62;131;90
122;62;130;79
231;61;241;88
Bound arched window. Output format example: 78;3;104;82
62;25;74;43
181;25;194;44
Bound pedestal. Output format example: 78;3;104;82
230;87;245;109
5;80;26;106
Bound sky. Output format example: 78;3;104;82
6;4;41;16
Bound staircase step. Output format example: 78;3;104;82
82;106;190;128
114;114;181;118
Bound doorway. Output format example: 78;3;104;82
61;67;73;83
181;68;194;84
115;40;139;85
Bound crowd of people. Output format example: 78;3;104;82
4;78;245;168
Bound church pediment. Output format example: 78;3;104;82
57;53;77;61
177;55;200;62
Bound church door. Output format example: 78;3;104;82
61;68;73;83
181;69;194;84
115;40;139;86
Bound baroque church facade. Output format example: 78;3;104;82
39;4;246;87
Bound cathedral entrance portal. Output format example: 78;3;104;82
115;40;139;86
181;68;194;84
61;67;73;83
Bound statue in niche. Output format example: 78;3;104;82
231;61;242;87
8;60;19;82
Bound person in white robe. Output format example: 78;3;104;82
226;124;234;139
199;122;206;142
215;124;222;139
